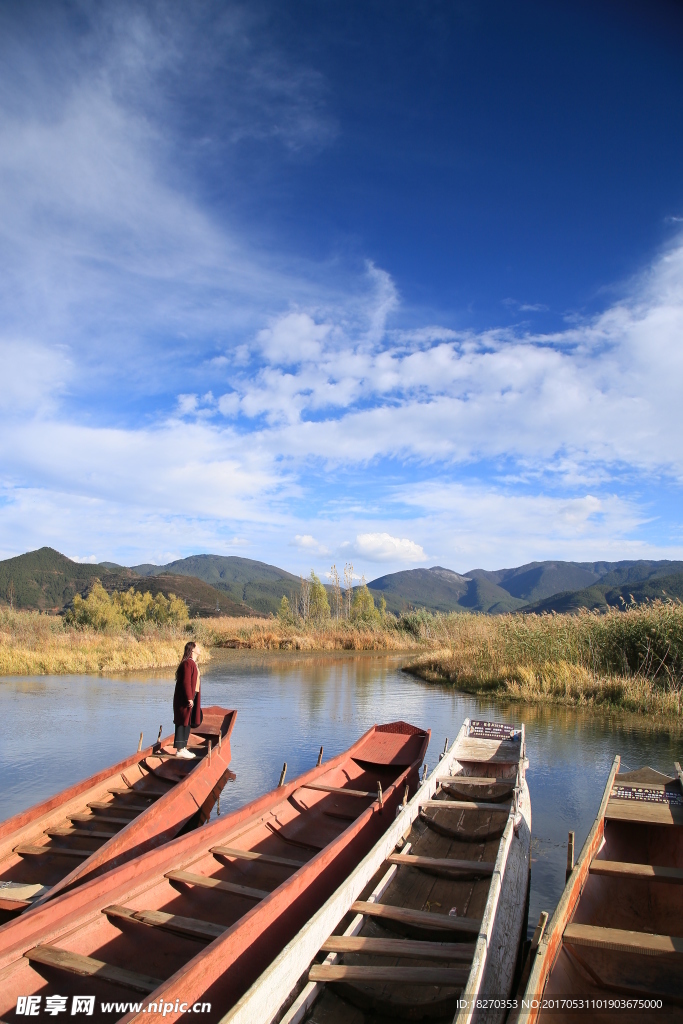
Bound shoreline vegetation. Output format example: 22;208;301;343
1;578;681;722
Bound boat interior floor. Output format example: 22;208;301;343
299;760;520;1023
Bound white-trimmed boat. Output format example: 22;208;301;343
221;717;531;1024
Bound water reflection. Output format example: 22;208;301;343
0;650;680;935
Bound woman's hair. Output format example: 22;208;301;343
175;641;196;684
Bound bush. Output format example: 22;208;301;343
66;583;189;631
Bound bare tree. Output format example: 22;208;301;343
343;562;354;620
329;565;341;621
299;575;310;623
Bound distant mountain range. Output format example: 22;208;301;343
1;548;682;617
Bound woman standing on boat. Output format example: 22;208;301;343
173;641;201;759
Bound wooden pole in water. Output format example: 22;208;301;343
566;831;575;881
156;725;163;745
440;737;448;759
316;746;323;766
279;762;288;787
421;763;428;782
137;732;143;752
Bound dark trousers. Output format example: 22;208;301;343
174;723;191;750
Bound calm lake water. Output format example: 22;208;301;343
1;650;681;934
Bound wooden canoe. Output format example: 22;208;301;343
516;758;683;1024
223;717;531;1024
0;720;429;1024
0;707;236;920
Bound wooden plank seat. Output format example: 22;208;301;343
589;860;683;884
605;799;683;826
209;846;307;869
436;775;515;786
300;783;376;799
386;853;495;877
68;813;133;826
104;905;226;941
319;936;476;961
24;945;163;994
45;828;117;841
564;923;683;956
309;964;469;985
14;845;91;858
108;787;168;798
351;901;481;935
165;870;269;901
88;800;149;813
420;799;510;813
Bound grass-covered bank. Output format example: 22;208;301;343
404;603;683;721
0;609;430;675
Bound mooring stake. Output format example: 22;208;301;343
441;737;448;758
137;732;143;753
278;762;287;787
566;830;575;881
316;745;323;767
421;763;428;782
156;725;163;745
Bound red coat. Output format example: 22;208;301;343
173;659;200;727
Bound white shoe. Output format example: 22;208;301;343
176;748;196;759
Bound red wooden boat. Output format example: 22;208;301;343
0;721;428;1024
0;707;236;920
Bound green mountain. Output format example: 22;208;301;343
368;566;525;615
0;548;257;617
367;559;683;615
130;554;301;615
523;570;683;614
0;548;133;612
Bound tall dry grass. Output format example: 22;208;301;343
404;603;683;720
0;609;189;675
190;616;424;651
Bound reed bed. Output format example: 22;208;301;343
0;609;188;675
404;603;683;720
189;616;424;651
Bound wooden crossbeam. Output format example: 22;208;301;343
419;799;509;813
436;776;513;786
387;854;495;876
108;787;168;798
590;860;683;884
351;902;481;935
68;813;132;826
24;945;163;994
46;828;113;841
309;964;468;985
564;923;683;956
165;870;269;901
15;845;90;858
319;936;475;961
88;801;148;813
104;905;225;941
301;783;375;799
210;846;306;869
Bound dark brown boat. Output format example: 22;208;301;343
516;758;683;1024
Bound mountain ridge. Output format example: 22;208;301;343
2;549;682;617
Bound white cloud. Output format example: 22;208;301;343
355;533;426;563
291;534;330;556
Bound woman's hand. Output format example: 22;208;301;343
188;699;194;708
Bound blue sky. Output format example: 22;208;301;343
2;0;683;576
